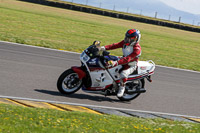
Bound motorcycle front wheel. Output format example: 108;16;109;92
57;69;82;95
118;79;145;101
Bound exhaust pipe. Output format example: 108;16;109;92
127;88;146;94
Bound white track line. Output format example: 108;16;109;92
0;40;80;55
1;40;200;74
156;65;200;74
0;95;199;119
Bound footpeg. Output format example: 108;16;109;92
146;76;152;82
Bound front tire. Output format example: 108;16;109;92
57;69;82;95
118;79;145;101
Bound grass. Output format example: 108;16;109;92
0;0;200;71
0;103;200;133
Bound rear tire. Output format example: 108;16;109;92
57;69;82;95
118;79;145;101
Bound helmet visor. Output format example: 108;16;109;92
124;36;131;44
124;36;137;45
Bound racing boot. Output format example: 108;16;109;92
117;86;125;97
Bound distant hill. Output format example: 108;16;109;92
68;0;200;25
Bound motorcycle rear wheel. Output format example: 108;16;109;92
118;79;145;101
57;69;82;95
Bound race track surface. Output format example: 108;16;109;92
0;41;200;117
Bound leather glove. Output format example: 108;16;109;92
107;60;118;67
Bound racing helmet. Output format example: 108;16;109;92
124;29;141;46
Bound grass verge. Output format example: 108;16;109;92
0;103;200;133
0;0;200;71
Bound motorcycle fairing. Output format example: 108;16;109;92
86;65;122;89
82;84;112;91
80;52;122;91
128;71;154;81
80;50;155;91
128;60;155;81
71;66;86;79
137;61;155;74
85;60;155;90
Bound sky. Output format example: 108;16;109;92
159;0;200;15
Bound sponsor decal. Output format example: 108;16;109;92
88;58;96;65
140;66;147;70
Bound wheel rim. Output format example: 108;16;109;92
61;73;82;93
122;80;142;99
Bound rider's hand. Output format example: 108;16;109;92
99;46;106;51
107;60;118;67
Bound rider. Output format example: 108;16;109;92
101;29;142;97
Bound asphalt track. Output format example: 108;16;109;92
0;41;200;117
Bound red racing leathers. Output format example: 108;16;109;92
105;40;141;70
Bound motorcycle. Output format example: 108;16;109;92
57;42;155;101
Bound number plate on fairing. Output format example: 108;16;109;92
80;51;90;62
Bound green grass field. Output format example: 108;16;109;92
1;104;200;133
0;0;200;71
